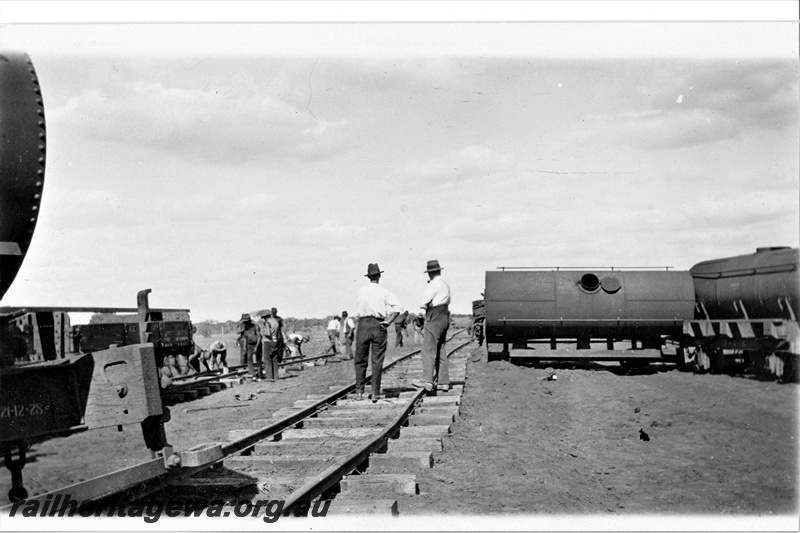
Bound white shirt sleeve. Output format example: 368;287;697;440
384;289;404;315
420;281;437;310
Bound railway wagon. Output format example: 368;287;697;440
5;312;70;364
71;310;193;362
684;247;800;379
1;52;175;502
484;268;696;364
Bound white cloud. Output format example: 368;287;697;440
48;78;352;165
405;145;514;180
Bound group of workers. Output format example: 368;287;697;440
184;259;452;397
235;307;311;382
326;310;424;353
326;312;356;357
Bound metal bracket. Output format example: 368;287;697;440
155;446;181;468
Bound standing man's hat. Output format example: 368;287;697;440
365;263;384;277
424;260;443;273
342;311;348;317
240;313;252;322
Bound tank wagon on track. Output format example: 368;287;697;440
483;247;800;380
484;267;695;366
684;247;799;379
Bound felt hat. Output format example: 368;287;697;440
240;313;252;322
424;259;443;273
342;311;348;317
365;263;384;277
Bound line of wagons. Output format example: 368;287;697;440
471;247;799;382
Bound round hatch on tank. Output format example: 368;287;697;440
601;276;621;293
579;272;601;292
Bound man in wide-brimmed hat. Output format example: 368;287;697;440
412;259;452;393
354;263;404;400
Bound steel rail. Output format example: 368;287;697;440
169;350;344;384
4;329;466;509
118;329;464;504
282;340;472;512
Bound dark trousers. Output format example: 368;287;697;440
342;333;354;358
354;316;387;395
262;340;279;379
422;305;450;385
211;348;227;369
327;330;339;354
394;324;404;347
246;343;262;378
239;342;248;366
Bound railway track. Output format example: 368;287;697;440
2;331;470;518
163;350;352;404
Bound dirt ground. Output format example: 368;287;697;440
3;331;798;527
406;345;798;520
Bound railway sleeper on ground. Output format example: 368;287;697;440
129;336;470;517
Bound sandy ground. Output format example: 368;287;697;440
406;345;798;519
3;331;797;527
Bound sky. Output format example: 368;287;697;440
1;11;798;322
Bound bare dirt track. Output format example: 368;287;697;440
406;345;798;518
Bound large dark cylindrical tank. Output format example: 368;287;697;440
690;247;800;320
0;51;46;300
484;269;695;346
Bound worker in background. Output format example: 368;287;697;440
271;307;287;363
394;310;408;347
184;344;201;374
412;313;425;345
355;263;403;401
209;340;228;372
412;259;452;393
164;354;182;377
340;311;355;360
260;310;281;381
286;332;310;358
326;315;341;354
237;313;262;381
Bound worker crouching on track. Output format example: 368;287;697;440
209;340;229;372
355;263;403;401
287;333;309;358
412;259;452;393
260;310;281;381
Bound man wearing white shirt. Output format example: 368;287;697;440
340;311;356;359
355;263;403;400
412;259;452;392
326;315;341;354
